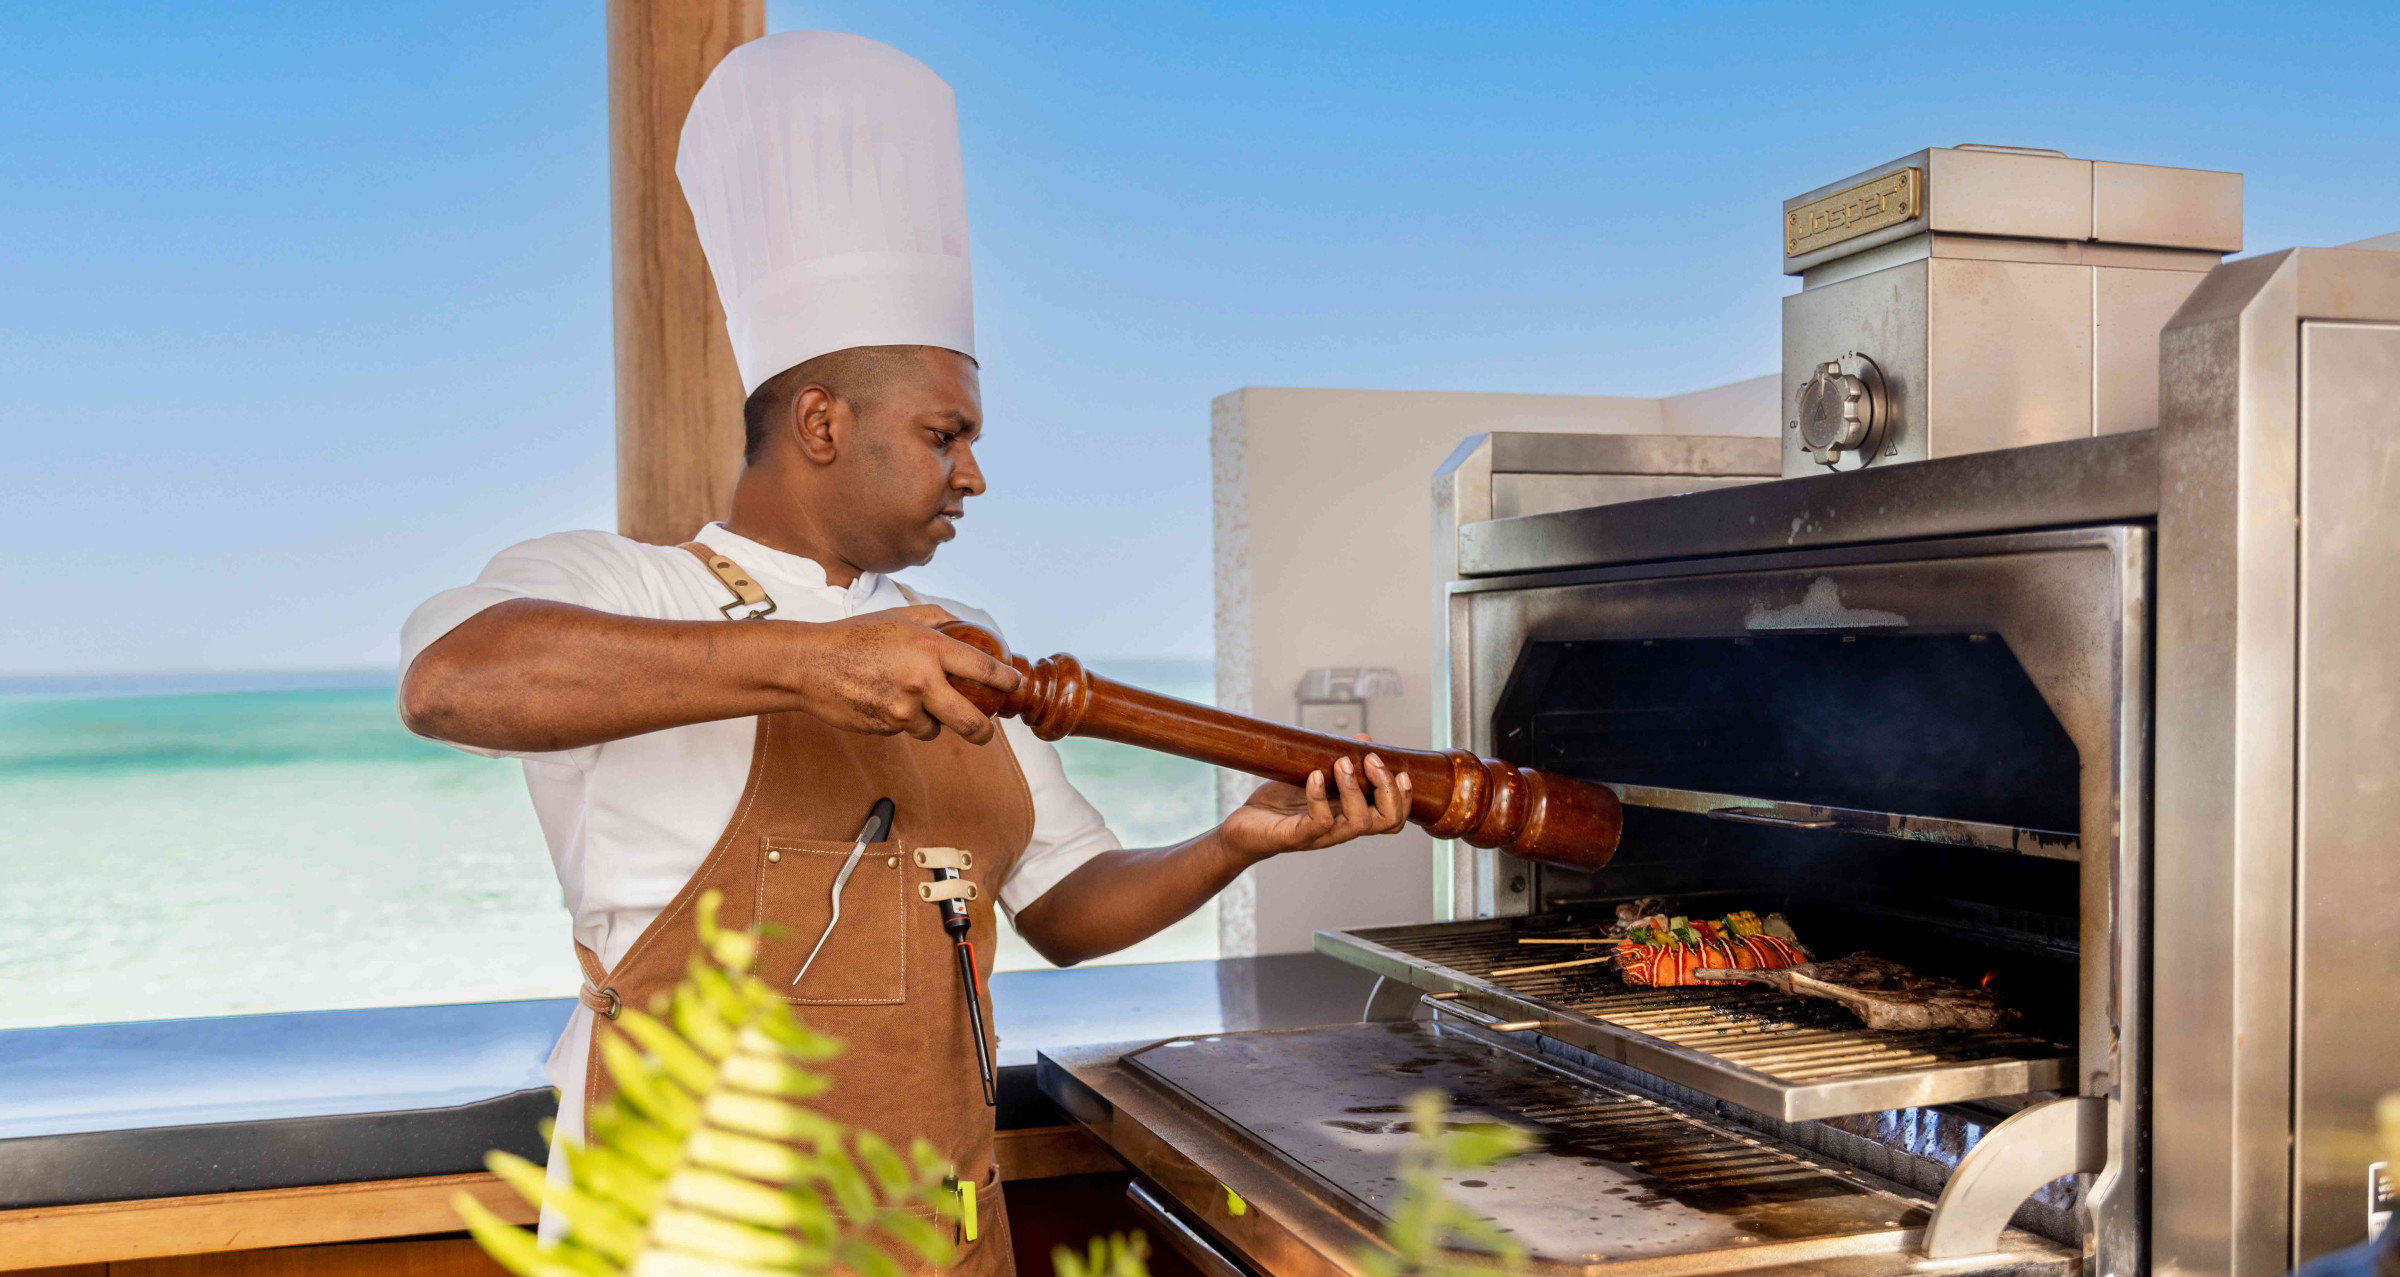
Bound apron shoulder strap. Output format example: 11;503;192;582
679;542;777;620
680;540;927;615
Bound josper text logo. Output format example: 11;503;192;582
1786;168;1922;258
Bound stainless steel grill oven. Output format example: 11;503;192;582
1351;492;2148;1269
1038;153;2400;1277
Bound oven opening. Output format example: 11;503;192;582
1491;632;2085;1045
1565;809;2086;1044
1493;632;2080;834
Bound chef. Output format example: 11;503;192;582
396;29;1407;1270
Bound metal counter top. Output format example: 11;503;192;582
0;952;1378;1210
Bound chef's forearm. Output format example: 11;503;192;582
400;599;808;752
1009;832;1261;966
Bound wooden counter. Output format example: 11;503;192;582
1;1126;1120;1275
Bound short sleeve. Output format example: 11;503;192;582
396;531;666;757
995;720;1124;919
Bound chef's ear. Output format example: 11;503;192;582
789;383;843;465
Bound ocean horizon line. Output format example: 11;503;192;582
0;655;1217;703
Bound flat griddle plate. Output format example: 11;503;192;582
1124;1022;1929;1266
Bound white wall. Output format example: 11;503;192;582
1210;378;1778;955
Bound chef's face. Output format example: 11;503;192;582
838;348;987;571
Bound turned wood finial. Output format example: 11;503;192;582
935;621;1620;873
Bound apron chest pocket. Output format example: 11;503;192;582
753;835;908;1005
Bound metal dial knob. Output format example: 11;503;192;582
1794;353;1890;469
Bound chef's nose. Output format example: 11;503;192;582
953;441;987;497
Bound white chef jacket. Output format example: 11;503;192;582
396;522;1122;1194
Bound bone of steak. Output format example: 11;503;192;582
1693;953;2015;1031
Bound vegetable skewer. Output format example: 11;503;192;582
1489;954;1617;977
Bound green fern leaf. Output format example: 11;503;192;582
835;1235;909;1277
460;889;973;1277
670;982;739;1061
617;1008;724;1095
562;1140;665;1219
589;1102;685;1178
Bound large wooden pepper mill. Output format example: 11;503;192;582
937;622;1621;873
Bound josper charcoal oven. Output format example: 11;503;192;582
1038;151;2400;1277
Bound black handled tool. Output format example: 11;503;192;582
918;848;997;1107
793;798;895;988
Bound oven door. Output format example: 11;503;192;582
1436;526;2150;1272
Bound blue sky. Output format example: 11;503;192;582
4;1;2395;673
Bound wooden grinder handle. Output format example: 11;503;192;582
936;621;1621;873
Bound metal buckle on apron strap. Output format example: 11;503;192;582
578;981;622;1020
681;543;778;621
578;984;624;1022
682;541;931;620
573;941;623;1019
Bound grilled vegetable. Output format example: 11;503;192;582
1613;909;1807;987
1617;933;1806;987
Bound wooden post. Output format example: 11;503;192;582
608;0;765;546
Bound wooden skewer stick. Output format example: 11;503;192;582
1515;937;1625;946
935;621;1624;872
1490;955;1618;977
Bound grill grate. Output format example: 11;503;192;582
1321;917;2073;1120
1512;1095;1839;1199
1390;924;2059;1083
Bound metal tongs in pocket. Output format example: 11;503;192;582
793;798;896;987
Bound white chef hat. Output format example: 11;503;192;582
677;31;973;396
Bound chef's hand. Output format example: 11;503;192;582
1218;740;1411;858
787;605;1021;744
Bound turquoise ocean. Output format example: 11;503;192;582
0;664;1219;1030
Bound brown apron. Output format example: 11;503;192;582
574;547;1035;1274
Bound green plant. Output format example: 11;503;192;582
454;888;1514;1277
454;890;963;1277
1051;1232;1151;1277
1357;1092;1535;1277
